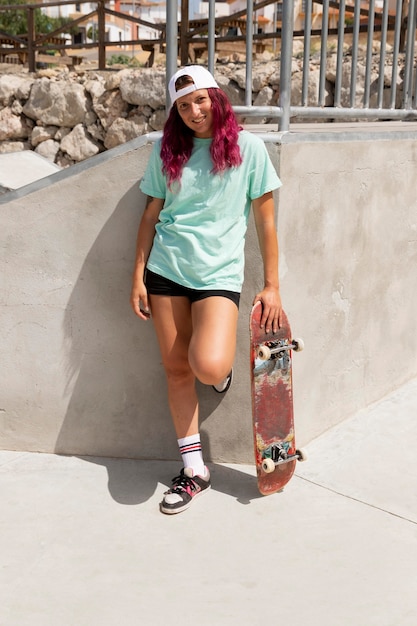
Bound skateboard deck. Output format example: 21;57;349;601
250;301;306;495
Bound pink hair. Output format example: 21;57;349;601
160;88;242;187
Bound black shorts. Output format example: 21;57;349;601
145;270;240;308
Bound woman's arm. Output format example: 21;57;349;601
252;191;283;333
130;195;164;319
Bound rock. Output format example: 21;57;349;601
35;139;60;162
259;50;275;62
55;127;71;141
216;74;245;105
36;68;61;79
104;73;123;91
119;68;165;108
0;140;29;153
251;86;276;123
56;152;75;168
0;50;410;166
84;109;97;126
149;108;166;131
11;100;23;115
104;113;148;149
23;78;88;126
31;125;59;147
60;124;101;161
231;68;246;90
86;121;106;142
291;67;333;107
268;69;280;87
252;68;275;93
93;89;129;130
0;74;33;106
293;40;304;57
84;77;106;100
256;86;274;105
0;107;33;140
339;60;366;107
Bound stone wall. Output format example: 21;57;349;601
0;44;404;166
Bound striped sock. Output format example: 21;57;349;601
177;434;205;476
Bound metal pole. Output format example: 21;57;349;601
350;0;361;107
403;0;416;108
208;0;215;74
377;0;389;108
390;0;403;108
363;0;375;108
409;0;417;107
318;0;329;106
334;0;346;107
166;0;179;112
302;0;312;107
245;0;253;106
279;0;294;130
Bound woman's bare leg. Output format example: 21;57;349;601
189;296;239;386
149;294;239;436
150;293;239;514
149;294;199;439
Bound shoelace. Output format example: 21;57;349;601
168;472;197;494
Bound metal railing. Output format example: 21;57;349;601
166;0;417;131
1;1;417;130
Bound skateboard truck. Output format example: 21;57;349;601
257;337;304;361
261;447;308;473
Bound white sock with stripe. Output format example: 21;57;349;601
177;434;206;476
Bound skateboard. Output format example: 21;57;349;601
250;301;306;496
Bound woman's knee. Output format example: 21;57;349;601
163;356;194;385
189;351;232;386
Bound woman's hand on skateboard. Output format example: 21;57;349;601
253;287;283;334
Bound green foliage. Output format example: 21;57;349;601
0;0;76;36
0;0;26;35
129;56;142;68
108;54;143;68
87;25;98;42
108;54;130;66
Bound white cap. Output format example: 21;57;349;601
168;65;219;106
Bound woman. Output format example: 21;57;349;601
131;65;283;514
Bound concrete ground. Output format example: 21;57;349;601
0;152;60;193
1;378;416;626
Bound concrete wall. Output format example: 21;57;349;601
1;123;417;463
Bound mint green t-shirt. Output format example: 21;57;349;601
139;130;282;291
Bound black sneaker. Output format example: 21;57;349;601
160;467;211;515
212;369;233;393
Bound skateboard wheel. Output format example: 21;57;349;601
296;448;308;462
257;345;271;361
292;338;304;352
262;458;276;473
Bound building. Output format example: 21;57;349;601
37;1;179;45
190;0;230;20
115;1;180;40
34;1;402;46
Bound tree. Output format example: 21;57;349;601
0;0;74;36
0;0;27;35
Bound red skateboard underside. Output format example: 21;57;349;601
250;302;297;495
